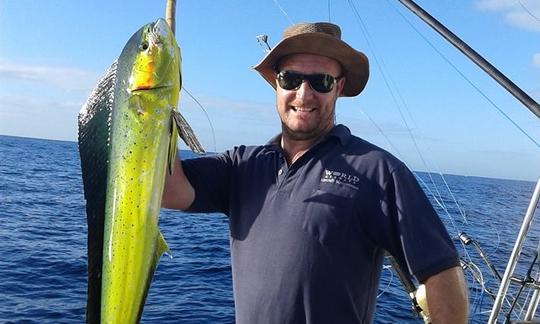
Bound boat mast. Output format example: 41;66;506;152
397;0;540;120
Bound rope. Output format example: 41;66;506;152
387;0;540;149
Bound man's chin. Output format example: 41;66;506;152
282;125;327;141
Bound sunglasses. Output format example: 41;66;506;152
276;71;341;94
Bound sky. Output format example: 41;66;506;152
0;0;539;181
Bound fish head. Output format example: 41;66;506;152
127;19;180;93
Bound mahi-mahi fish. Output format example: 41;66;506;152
78;18;203;323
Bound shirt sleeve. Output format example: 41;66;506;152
181;152;232;215
381;163;460;283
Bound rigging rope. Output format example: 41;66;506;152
272;0;294;25
345;4;522;319
347;0;470;234
518;0;540;23
386;0;540;149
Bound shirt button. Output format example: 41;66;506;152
278;169;283;175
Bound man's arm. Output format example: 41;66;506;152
161;155;195;210
424;266;468;324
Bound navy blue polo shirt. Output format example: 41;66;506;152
182;124;459;324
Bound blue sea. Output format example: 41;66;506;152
1;134;538;323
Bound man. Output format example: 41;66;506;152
162;22;468;323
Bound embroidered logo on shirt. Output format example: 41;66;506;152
321;169;360;189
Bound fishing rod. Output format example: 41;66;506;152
459;231;502;282
386;255;431;323
397;0;540;120
394;3;540;322
165;0;176;34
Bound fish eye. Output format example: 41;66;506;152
140;41;149;51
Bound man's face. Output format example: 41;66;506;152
275;53;345;142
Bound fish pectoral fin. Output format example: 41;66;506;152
167;111;179;175
156;230;171;259
172;110;205;154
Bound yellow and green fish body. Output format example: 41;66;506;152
78;19;202;323
100;18;179;323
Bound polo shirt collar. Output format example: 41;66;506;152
328;124;352;146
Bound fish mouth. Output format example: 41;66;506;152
130;84;173;93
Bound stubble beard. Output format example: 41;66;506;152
281;106;336;142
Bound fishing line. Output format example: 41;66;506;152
348;0;448;209
462;260;485;319
328;0;332;22
464;259;521;320
360;111;457;228
518;0;540;23
347;0;469;246
360;106;476;261
359;109;406;160
376;264;394;298
181;86;217;153
272;0;294;25
381;4;536;313
385;74;472;226
348;7;521;312
347;10;476;289
386;0;540;149
384;98;470;225
517;287;532;319
468;261;487;297
349;0;470;266
352;3;527;320
522;267;540;316
377;0;519;288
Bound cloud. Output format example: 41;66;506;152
0;93;81;141
475;0;540;31
0;59;100;92
0;94;81;112
532;54;540;99
533;53;540;68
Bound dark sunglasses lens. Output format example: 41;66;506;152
277;71;302;90
277;71;336;93
308;74;334;93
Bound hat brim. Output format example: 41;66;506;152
253;33;369;97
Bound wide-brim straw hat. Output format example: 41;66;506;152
253;22;369;97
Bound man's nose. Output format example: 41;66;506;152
295;80;315;99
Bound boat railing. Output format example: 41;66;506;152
488;178;540;323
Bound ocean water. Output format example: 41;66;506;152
0;134;538;323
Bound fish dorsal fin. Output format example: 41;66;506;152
172;110;205;154
77;61;118;323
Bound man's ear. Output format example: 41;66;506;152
337;77;346;96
